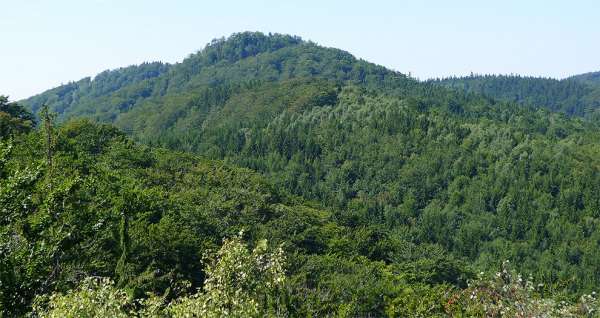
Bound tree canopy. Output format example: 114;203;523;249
6;32;600;317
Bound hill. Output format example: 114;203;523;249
9;31;600;315
22;32;420;124
6;107;467;316
11;99;594;317
431;74;600;118
570;71;600;86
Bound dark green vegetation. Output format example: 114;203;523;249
4;32;600;316
431;74;600;118
0;96;35;136
23;32;415;123
2;99;480;317
570;71;600;86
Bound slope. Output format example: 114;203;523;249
2;101;477;316
570;71;600;86
22;32;418;124
17;32;600;299
431;74;600;118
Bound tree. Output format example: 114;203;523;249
31;235;287;317
168;234;287;317
0;95;34;137
32;277;132;318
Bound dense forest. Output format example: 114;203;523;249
3;32;600;316
570;71;600;86
431;74;600;118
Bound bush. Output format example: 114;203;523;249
446;261;599;317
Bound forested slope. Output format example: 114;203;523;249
156;83;600;295
570;71;600;86
23;32;420;125
11;98;596;317
5;102;467;316
20;32;600;295
431;74;600;118
8;31;600;316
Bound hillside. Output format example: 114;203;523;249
10;99;595;317
20;32;600;293
6;110;460;316
431;74;600;118
22;32;420;124
1;96;35;136
570;71;600;86
8;31;600;316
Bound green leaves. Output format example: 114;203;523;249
168;235;286;318
0;96;35;138
32;277;133;318
32;237;287;318
0;119;334;315
5;31;600;316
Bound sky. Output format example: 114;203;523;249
2;0;599;100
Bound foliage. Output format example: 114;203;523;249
446;261;600;317
167;234;286;317
31;237;286;318
28;254;600;317
146;82;600;296
0;96;35;137
0;119;329;315
384;283;450;318
31;277;133;318
6;31;600;316
3;118;452;317
431;74;600;118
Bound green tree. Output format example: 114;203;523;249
168;234;287;317
0;95;34;137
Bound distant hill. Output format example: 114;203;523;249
430;74;600;118
23;33;600;126
570;71;600;85
22;32;420;124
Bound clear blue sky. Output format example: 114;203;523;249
2;0;599;100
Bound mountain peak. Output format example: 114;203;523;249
192;31;305;64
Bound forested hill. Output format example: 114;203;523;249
7;31;600;316
5;98;599;316
570;71;600;86
22;33;600;125
24;61;171;119
22;32;421;124
431;74;600;118
18;32;600;295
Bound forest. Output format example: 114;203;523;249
2;32;600;317
430;74;600;118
